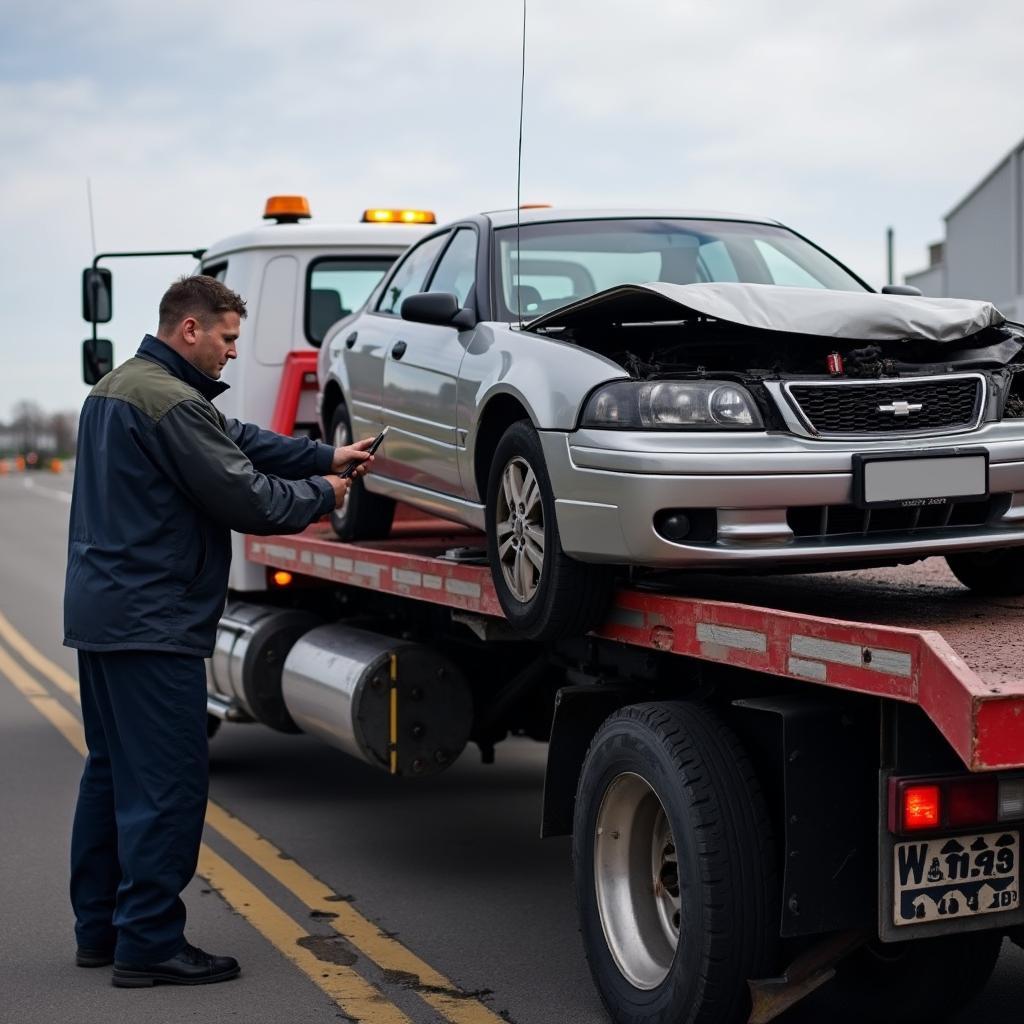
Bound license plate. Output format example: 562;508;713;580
853;451;988;508
893;830;1020;926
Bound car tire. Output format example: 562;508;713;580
822;931;1002;1024
328;404;395;542
573;701;778;1024
945;548;1024;595
485;420;612;641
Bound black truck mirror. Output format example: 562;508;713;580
82;338;114;385
82;268;113;323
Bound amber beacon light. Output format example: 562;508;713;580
362;208;436;224
263;195;312;223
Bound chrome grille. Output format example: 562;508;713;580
787;376;982;436
787;496;1005;540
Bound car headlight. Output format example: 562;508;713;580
580;380;764;429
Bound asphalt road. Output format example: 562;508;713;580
2;468;1023;1024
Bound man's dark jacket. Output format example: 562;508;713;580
64;335;336;657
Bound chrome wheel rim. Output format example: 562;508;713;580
495;456;544;603
594;772;680;990
331;419;352;521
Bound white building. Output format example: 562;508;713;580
906;137;1024;319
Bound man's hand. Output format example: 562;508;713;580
331;437;377;476
323;474;351;508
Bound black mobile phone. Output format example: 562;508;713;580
339;426;389;478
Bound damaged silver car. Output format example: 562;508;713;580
317;210;1024;640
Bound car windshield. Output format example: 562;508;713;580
494;218;868;320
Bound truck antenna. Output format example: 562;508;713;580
86;177;98;257
515;0;527;326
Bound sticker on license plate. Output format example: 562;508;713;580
893;830;1019;926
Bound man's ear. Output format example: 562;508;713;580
181;316;200;344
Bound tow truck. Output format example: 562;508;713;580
80;197;1024;1024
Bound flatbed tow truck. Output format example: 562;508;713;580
81;199;1024;1024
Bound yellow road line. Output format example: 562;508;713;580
0;636;411;1024
205;802;506;1024
0;614;505;1024
198;845;410;1024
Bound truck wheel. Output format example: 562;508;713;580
485;420;612;641
572;702;777;1024
328;404;395;541
824;931;1002;1023
945;548;1024;595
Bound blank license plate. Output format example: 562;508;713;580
860;454;987;507
893;830;1019;926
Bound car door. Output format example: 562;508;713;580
339;233;449;444
380;227;478;495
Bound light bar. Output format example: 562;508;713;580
362;208;436;224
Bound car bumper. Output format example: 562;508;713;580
538;426;1024;568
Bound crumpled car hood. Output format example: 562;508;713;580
525;281;1005;343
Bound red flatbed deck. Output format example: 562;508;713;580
247;522;1024;772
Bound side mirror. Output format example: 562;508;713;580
400;292;477;329
82;338;114;385
82;268;113;323
881;285;922;296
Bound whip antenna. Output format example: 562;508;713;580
86;177;98;257
515;0;527;326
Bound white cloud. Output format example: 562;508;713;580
2;0;1023;417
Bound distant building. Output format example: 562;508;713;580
905;137;1023;319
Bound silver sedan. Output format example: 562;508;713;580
317;209;1024;639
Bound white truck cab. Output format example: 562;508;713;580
80;196;433;590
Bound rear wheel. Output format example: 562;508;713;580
572;702;778;1024
945;548;1024;595
823;931;1002;1023
328;404;395;541
485;420;612;641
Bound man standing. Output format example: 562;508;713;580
63;275;373;987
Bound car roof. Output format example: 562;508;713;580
479;207;783;230
202;222;430;261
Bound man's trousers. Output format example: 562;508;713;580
70;650;208;964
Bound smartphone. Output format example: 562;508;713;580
339;426;389;478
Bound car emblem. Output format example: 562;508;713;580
878;400;923;418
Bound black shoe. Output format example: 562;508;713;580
111;942;240;988
76;946;115;968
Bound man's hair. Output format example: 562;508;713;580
158;275;248;332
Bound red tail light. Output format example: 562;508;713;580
902;785;941;831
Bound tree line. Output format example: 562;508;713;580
0;401;78;458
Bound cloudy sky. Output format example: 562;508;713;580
2;0;1023;419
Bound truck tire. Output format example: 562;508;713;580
824;931;1002;1023
945;548;1024;595
485;420;612;641
328;404;395;541
572;702;778;1024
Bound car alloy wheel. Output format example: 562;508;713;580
331;417;353;526
327;404;395;542
495;455;545;603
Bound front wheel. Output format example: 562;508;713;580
573;702;778;1024
945;547;1024;595
328;404;395;541
485;420;612;641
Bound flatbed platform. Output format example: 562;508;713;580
247;522;1024;772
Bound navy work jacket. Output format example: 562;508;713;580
64;335;336;657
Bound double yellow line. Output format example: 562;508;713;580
0;611;504;1024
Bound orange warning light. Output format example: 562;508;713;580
362;208;436;224
263;196;312;223
271;570;294;588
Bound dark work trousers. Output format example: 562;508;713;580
70;650;208;964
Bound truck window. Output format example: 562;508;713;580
200;262;229;282
306;257;396;344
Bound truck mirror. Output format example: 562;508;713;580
881;285;922;296
82;268;113;323
82;338;114;385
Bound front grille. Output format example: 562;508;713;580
788;496;1006;540
788;377;982;435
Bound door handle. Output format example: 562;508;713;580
345;331;358;349
391;340;407;360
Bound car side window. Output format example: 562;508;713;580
375;233;448;315
426;228;477;306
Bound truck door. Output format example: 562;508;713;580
379;229;477;495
